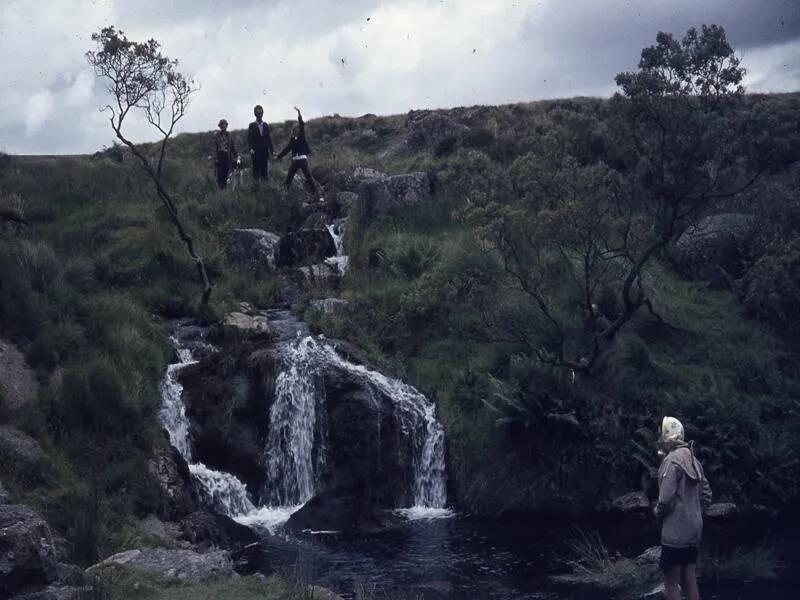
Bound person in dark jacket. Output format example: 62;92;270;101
213;119;237;190
247;105;274;191
276;106;324;203
654;416;712;600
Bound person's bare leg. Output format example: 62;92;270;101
682;563;700;600
664;565;682;600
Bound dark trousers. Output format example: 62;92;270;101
252;148;269;187
216;152;230;189
284;158;321;198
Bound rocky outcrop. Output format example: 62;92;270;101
0;503;62;597
295;260;346;288
0;425;49;478
287;363;412;533
359;172;431;215
0;338;38;411
674;214;756;281
86;548;233;584
178;351;269;493
143;445;197;521
405;110;471;153
331;167;432;216
178;510;259;551
227;229;281;275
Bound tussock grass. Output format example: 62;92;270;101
555;531;659;591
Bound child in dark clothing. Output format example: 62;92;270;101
276;106;324;203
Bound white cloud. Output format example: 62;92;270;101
24;89;55;136
0;0;797;154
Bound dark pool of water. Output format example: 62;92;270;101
257;513;799;599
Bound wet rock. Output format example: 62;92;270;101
295;261;345;287
278;228;336;267
227;229;281;275
144;445;197;521
674;213;756;281
0;425;49;476
309;585;346;600
178;510;259;554
611;491;650;514
178;357;267;491
0;338;38;411
0;503;61;597
86;548;233;584
0;479;9;503
287;363;412;534
705;502;738;520
221;312;271;340
405;110;471;153
12;585;91;600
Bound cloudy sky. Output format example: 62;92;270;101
1;0;798;155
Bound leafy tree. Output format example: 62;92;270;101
463;25;761;373
87;26;213;304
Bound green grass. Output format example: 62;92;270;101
702;546;783;582
555;531;660;591
91;567;296;600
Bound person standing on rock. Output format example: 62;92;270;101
654;416;712;600
276;106;324;204
247;105;274;191
213;119;238;190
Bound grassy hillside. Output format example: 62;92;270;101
1;91;799;564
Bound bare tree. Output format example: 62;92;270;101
87;26;212;304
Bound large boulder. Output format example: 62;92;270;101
227;229;281;275
673;214;756;281
86;548;233;584
0;504;61;597
178;353;269;492
143;445;197;521
358;172;432;216
0;425;49;478
219;312;271;341
295;259;347;288
287;361;413;533
0;338;38;411
405;110;471;153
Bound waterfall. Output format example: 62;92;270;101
325;220;349;274
318;342;447;508
264;333;447;510
189;462;255;516
264;336;327;506
158;345;196;461
158;329;255;520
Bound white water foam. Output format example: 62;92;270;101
233;505;302;533
394;507;456;521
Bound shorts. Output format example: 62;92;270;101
659;545;699;568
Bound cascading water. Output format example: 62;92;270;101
158;328;255;520
264;336;327;506
325;220;349;274
263;330;447;511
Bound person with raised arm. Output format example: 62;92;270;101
276;106;324;204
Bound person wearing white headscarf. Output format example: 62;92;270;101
655;416;712;600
